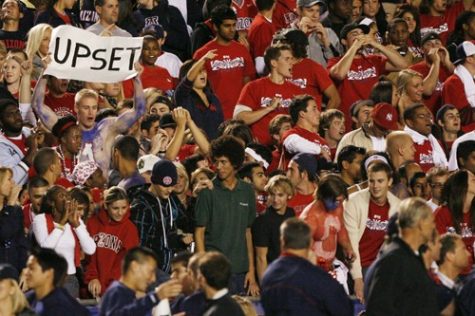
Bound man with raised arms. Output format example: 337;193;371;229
32;63;146;177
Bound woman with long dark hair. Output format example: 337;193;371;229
435;170;475;271
395;5;423;57
446;11;475;61
173;50;224;140
362;0;387;42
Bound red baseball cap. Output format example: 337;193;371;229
371;103;399;131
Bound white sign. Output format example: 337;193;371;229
45;25;143;83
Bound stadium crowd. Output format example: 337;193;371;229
0;0;474;315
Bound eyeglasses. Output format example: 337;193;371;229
416;113;432;120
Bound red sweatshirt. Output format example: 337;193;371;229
85;208;139;295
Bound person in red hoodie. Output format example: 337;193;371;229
86;186;139;298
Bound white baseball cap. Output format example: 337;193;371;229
137;154;161;174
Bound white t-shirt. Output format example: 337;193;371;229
427;199;439;212
369;135;386;152
156;51;183;79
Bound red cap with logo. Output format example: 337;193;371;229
371;103;399;131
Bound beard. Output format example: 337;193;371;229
5;122;23;134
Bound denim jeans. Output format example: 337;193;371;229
63;274;79;298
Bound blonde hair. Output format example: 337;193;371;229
144;87;164;109
25;23;53;60
190;167;214;187
397;69;423;95
104;186;128;207
265;175;294;197
6;279;29;313
74;88;99;105
174;162;190;190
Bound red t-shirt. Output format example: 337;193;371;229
330;147;337;162
414;139;436;172
248;13;277;59
45;92;76;117
272;0;297;30
410;61;452;115
328;55;387;131
268;149;282;173
6;135;26;155
359;200;389;268
57;151;76;182
62;156;74;174
288;191;315;217
177;144;198;162
438;139;454;159
435;205;474;272
55;177;74;189
123;65;174;98
442;73;474;127
194;39;255;120
463;122;475;133
420;2;465;44
232;0;258;32
256;193;267;216
290;58;333;109
22;203;34;231
237;77;303;145
442;74;468;111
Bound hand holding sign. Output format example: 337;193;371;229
99;24;115;37
45;25;143;83
40;54;52;70
134;62;144;77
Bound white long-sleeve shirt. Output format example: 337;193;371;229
32;213;96;274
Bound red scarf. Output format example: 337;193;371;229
45;214;81;268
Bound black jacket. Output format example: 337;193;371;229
26;288;89;316
456;269;475;316
35;7;81;28
0;205;28;272
130;189;190;273
204;293;244;316
365;237;439;316
191;19;214;55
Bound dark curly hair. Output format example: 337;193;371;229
210;135;245;170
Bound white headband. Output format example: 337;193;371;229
364;154;389;172
245;147;269;169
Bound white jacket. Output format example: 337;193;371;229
0;128;31;185
343;188;401;279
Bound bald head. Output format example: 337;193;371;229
386;131;412;154
386;131;415;168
